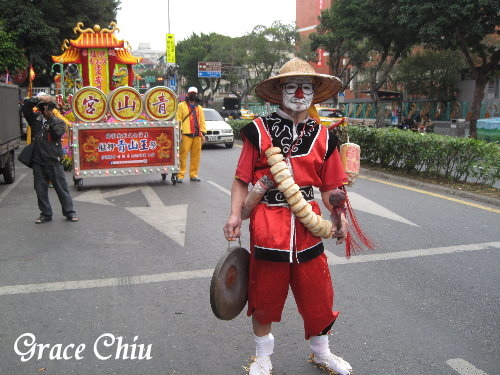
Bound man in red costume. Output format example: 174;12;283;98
223;58;352;375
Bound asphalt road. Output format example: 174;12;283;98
0;142;498;375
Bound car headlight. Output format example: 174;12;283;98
221;129;233;134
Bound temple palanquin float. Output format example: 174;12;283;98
52;22;180;188
52;22;141;93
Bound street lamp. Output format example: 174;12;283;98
50;62;65;99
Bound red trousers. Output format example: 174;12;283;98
247;253;339;340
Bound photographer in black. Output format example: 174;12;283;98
22;96;78;223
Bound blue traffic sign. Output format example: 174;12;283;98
168;77;176;89
198;71;221;78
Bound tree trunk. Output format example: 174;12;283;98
468;72;488;139
370;90;384;127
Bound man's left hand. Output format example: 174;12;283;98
332;213;348;245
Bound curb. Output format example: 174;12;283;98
360;167;500;208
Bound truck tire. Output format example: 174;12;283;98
2;152;15;184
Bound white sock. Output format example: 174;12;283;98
310;335;329;355
254;333;274;357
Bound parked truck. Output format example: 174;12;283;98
0;83;22;183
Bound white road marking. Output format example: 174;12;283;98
207;180;231;195
347;191;419;226
140;185;165;207
0;172;27;203
74;188;116;206
313;187;419;226
326;242;500;265
446;358;489;375
0;242;497;297
74;186;188;246
210;181;419;228
126;204;188;246
0;269;213;296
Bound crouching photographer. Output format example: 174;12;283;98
21;96;79;224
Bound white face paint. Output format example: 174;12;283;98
282;76;314;114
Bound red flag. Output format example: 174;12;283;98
28;65;35;97
29;65;35;81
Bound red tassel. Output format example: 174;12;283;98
342;186;376;258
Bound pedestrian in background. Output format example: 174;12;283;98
22;96;78;224
419;114;433;133
175;87;206;182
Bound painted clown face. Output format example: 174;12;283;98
281;76;314;113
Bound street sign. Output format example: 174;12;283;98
168;77;177;90
222;63;232;73
198;62;222;78
166;34;176;64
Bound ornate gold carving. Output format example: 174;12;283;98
61;39;70;51
73;22;95;34
100;22;120;33
73;21;120;35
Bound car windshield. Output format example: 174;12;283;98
204;110;224;121
318;109;345;118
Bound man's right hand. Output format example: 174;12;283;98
223;214;242;241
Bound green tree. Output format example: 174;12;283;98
392;49;466;102
399;0;499;139
176;22;296;106
239;21;297;103
312;0;420;125
176;32;231;105
0;23;28;74
0;0;120;86
308;7;367;93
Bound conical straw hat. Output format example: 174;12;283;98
255;57;343;105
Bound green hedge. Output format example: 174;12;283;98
227;119;251;140
348;126;500;187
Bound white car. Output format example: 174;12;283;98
203;108;234;148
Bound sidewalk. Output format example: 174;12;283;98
360;167;500;208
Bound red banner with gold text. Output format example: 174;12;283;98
77;127;175;170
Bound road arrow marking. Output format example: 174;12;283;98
74;189;116;206
207;181;419;227
74;186;188;246
446;358;489;375
347;191;419;226
126;204;188;247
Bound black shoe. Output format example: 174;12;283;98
190;177;201;182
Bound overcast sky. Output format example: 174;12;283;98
116;0;296;51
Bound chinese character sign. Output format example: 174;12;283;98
166;34;175;64
108;87;143;121
78;127;175;170
87;49;110;93
72;87;108;122
143;87;177;120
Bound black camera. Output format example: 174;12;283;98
37;101;57;112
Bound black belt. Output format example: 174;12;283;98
261;186;314;206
